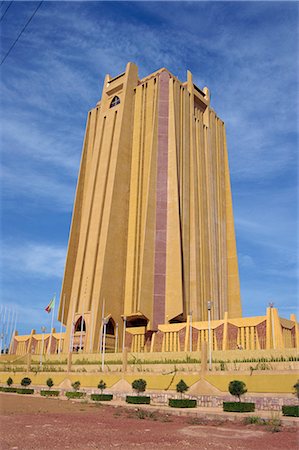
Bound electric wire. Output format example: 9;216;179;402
0;1;12;22
1;1;43;65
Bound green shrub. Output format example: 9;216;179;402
132;379;147;395
46;378;54;389
228;380;247;402
65;391;85;399
282;405;299;417
6;377;13;386
16;388;34;394
176;379;189;398
223;402;255;412
40;390;59;397
293;380;299;399
97;380;107;394
126;395;150;404
21;377;32;387
91;393;113;401
71;381;81;391
0;386;17;392
169;399;196;408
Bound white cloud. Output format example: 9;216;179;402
1;242;67;279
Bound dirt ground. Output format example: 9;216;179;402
0;393;298;450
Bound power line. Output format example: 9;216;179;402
0;1;12;22
1;1;43;66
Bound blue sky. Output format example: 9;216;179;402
0;1;298;336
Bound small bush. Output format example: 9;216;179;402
46;378;54;389
176;379;189;398
0;386;17;393
169;399;196;408
40;390;59;397
223;402;255;412
132;379;147;395
6;377;13;386
16;388;34;394
126;395;150;404
21;377;32;387
228;380;247;402
282;405;299;417
71;381;81;391
91;393;113;401
97;380;107;394
65;391;85;399
293;380;299;399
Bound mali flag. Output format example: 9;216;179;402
45;296;55;313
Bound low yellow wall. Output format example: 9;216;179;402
0;371;297;394
206;373;298;394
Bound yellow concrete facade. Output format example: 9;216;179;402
51;62;244;353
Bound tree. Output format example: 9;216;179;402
46;378;54;390
176;379;189;398
132;379;147;395
293;380;299;400
21;377;32;387
6;377;13;387
98;380;106;394
72;381;81;391
228;380;247;402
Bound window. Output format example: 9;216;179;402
74;316;86;332
110;96;120;108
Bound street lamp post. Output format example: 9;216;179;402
40;326;46;368
207;301;213;370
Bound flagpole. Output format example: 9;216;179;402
99;298;105;354
69;300;76;353
89;302;94;353
79;298;85;352
48;294;56;354
59;294;65;355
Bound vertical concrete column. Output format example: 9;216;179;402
122;346;128;373
26;352;32;372
201;341;208;376
290;314;299;349
67;352;72;372
272;308;284;349
266;307;272;349
222;312;228;350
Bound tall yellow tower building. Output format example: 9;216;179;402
58;62;242;353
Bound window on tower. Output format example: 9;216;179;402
110;96;120;108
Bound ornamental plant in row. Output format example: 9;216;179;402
168;379;196;408
223;380;255;412
126;379;150;404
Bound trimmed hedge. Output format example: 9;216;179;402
91;394;113;401
169;399;197;408
282;405;299;417
126;395;150;404
16;388;34;395
0;387;17;393
65;391;85;399
223;402;255;412
40;390;60;397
